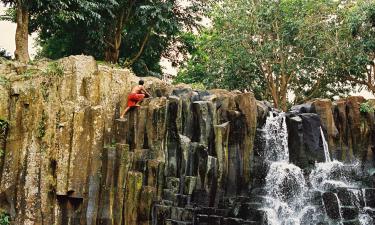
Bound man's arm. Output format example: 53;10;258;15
141;86;152;97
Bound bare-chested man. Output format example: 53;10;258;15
120;80;152;118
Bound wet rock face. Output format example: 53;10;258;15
119;89;258;224
311;99;338;144
315;187;375;223
0;56;144;225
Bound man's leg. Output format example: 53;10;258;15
135;101;142;107
120;106;130;118
135;94;145;106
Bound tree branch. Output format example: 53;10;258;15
125;28;152;67
345;75;369;86
122;0;135;25
295;79;321;104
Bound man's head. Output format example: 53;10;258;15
139;80;144;85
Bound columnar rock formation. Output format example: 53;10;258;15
0;56;140;224
0;56;374;225
288;98;375;169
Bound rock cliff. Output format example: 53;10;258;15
0;56;374;225
288;98;375;169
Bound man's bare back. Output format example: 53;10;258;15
131;85;147;95
120;80;152;119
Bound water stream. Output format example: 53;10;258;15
320;127;332;163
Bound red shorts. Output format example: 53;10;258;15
127;93;145;107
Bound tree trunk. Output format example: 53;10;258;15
280;74;288;111
269;85;279;109
125;28;151;67
104;16;122;63
104;34;121;63
14;2;29;63
104;8;127;63
281;92;287;112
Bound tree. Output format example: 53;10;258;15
103;0;208;64
176;0;360;110
1;0;30;62
31;0;119;62
328;0;375;94
34;0;208;77
1;0;110;63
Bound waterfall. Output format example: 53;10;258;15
320;127;331;162
262;113;310;225
263;112;289;162
260;113;372;225
263;162;308;225
310;161;347;190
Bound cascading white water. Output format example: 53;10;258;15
263;112;289;162
310;161;347;190
359;213;374;225
262;113;310;225
320;127;332;163
264;162;308;225
260;113;372;225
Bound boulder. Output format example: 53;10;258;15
256;101;270;128
287;113;325;168
322;192;341;220
341;206;359;220
290;102;313;114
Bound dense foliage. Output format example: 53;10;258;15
360;101;375;113
176;0;375;110
330;1;375;94
1;0;208;75
34;0;208;76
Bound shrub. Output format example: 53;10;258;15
42;62;64;77
360;102;375;113
0;212;10;225
37;112;47;138
191;82;206;91
0;76;9;86
0;119;9;132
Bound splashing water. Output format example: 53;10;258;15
359;212;374;225
310;161;347;191
263;162;308;225
262;113;311;225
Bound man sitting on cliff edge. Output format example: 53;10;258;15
120;80;152;119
